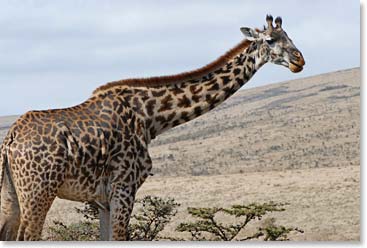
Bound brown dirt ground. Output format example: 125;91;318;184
46;165;360;241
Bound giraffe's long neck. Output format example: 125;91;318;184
140;41;268;142
93;40;268;143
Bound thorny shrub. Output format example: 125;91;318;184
47;197;302;241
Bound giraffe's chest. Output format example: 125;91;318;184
56;134;138;202
57;114;148;202
57;129;115;202
57;159;111;202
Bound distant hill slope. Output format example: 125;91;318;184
149;68;360;176
0;68;360;176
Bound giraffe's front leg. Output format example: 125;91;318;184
99;205;110;241
90;199;110;241
108;183;136;241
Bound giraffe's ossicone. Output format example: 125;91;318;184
0;15;304;241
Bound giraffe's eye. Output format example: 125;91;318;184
266;39;275;45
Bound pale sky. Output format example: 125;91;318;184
0;0;360;116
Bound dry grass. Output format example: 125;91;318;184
45;165;359;241
149;68;360;176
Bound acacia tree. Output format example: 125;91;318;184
176;202;303;241
47;198;303;241
48;196;179;241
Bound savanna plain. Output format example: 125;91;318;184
0;68;360;241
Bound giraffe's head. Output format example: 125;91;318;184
240;15;305;73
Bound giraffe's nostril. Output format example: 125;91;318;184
293;51;301;57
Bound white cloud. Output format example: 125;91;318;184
0;0;360;115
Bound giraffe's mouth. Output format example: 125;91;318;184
288;50;305;73
289;54;305;73
289;61;303;73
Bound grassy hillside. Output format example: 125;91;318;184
0;68;360;241
149;67;360;176
0;68;360;176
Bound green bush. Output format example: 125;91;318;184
47;220;99;241
47;196;179;241
129;196;180;240
176;202;303;241
47;197;302;241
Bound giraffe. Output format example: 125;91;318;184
0;15;304;241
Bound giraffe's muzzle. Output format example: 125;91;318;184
289;50;305;73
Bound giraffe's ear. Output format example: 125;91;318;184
240;27;259;40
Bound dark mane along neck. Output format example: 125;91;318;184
93;39;252;94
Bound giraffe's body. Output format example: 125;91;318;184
0;15;304;240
